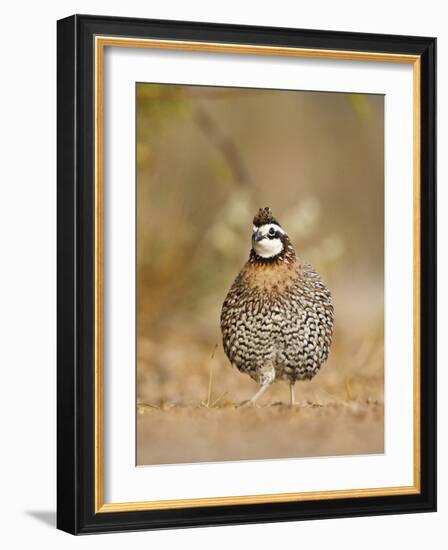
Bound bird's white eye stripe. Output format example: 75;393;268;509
256;223;285;236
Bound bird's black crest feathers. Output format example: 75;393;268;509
253;207;280;227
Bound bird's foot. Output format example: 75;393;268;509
238;399;258;408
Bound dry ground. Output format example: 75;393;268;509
136;314;384;465
137;399;383;465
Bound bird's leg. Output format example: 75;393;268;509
240;382;271;408
239;364;275;407
247;382;271;405
290;383;296;406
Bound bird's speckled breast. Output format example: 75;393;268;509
220;260;334;383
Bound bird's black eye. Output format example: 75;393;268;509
268;227;276;236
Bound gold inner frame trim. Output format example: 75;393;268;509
94;35;421;513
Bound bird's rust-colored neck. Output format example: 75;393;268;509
244;248;298;293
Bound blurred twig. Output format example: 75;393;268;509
202;344;218;408
193;105;254;191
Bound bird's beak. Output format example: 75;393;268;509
253;230;265;242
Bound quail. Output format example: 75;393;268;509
220;207;334;405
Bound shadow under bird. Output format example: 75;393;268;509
220;207;334;406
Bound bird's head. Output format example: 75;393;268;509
251;207;294;262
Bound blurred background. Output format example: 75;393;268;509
136;84;384;465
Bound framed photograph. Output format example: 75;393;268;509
57;14;436;534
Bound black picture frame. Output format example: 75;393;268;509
57;14;436;534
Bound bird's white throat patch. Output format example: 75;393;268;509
254;238;283;258
253;223;285;258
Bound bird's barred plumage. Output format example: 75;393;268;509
220;207;334;400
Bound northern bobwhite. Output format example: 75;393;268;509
220;207;334;405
